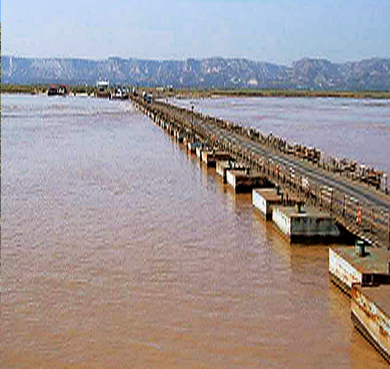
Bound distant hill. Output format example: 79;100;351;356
1;55;390;90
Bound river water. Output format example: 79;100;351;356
1;94;388;368
169;97;390;174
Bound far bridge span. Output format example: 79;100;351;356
131;94;390;250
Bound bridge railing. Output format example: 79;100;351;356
314;186;390;248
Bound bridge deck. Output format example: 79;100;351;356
133;96;390;249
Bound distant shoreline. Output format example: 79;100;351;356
2;84;390;100
166;88;390;100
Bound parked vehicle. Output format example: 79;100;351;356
110;86;129;100
47;84;68;96
94;80;111;98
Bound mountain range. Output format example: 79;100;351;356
1;55;390;90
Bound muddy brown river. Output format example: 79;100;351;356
1;94;388;368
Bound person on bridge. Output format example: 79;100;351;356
356;205;362;225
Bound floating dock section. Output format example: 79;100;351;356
252;188;282;220
174;129;184;143
196;146;208;160
201;151;231;167
351;285;390;363
272;205;340;242
216;161;247;183
188;141;201;153
226;170;268;193
329;246;390;295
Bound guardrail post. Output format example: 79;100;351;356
330;189;333;213
388;213;390;250
342;194;346;217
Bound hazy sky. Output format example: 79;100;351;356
2;0;389;64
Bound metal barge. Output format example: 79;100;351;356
351;285;390;364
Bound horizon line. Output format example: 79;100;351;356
2;54;390;66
